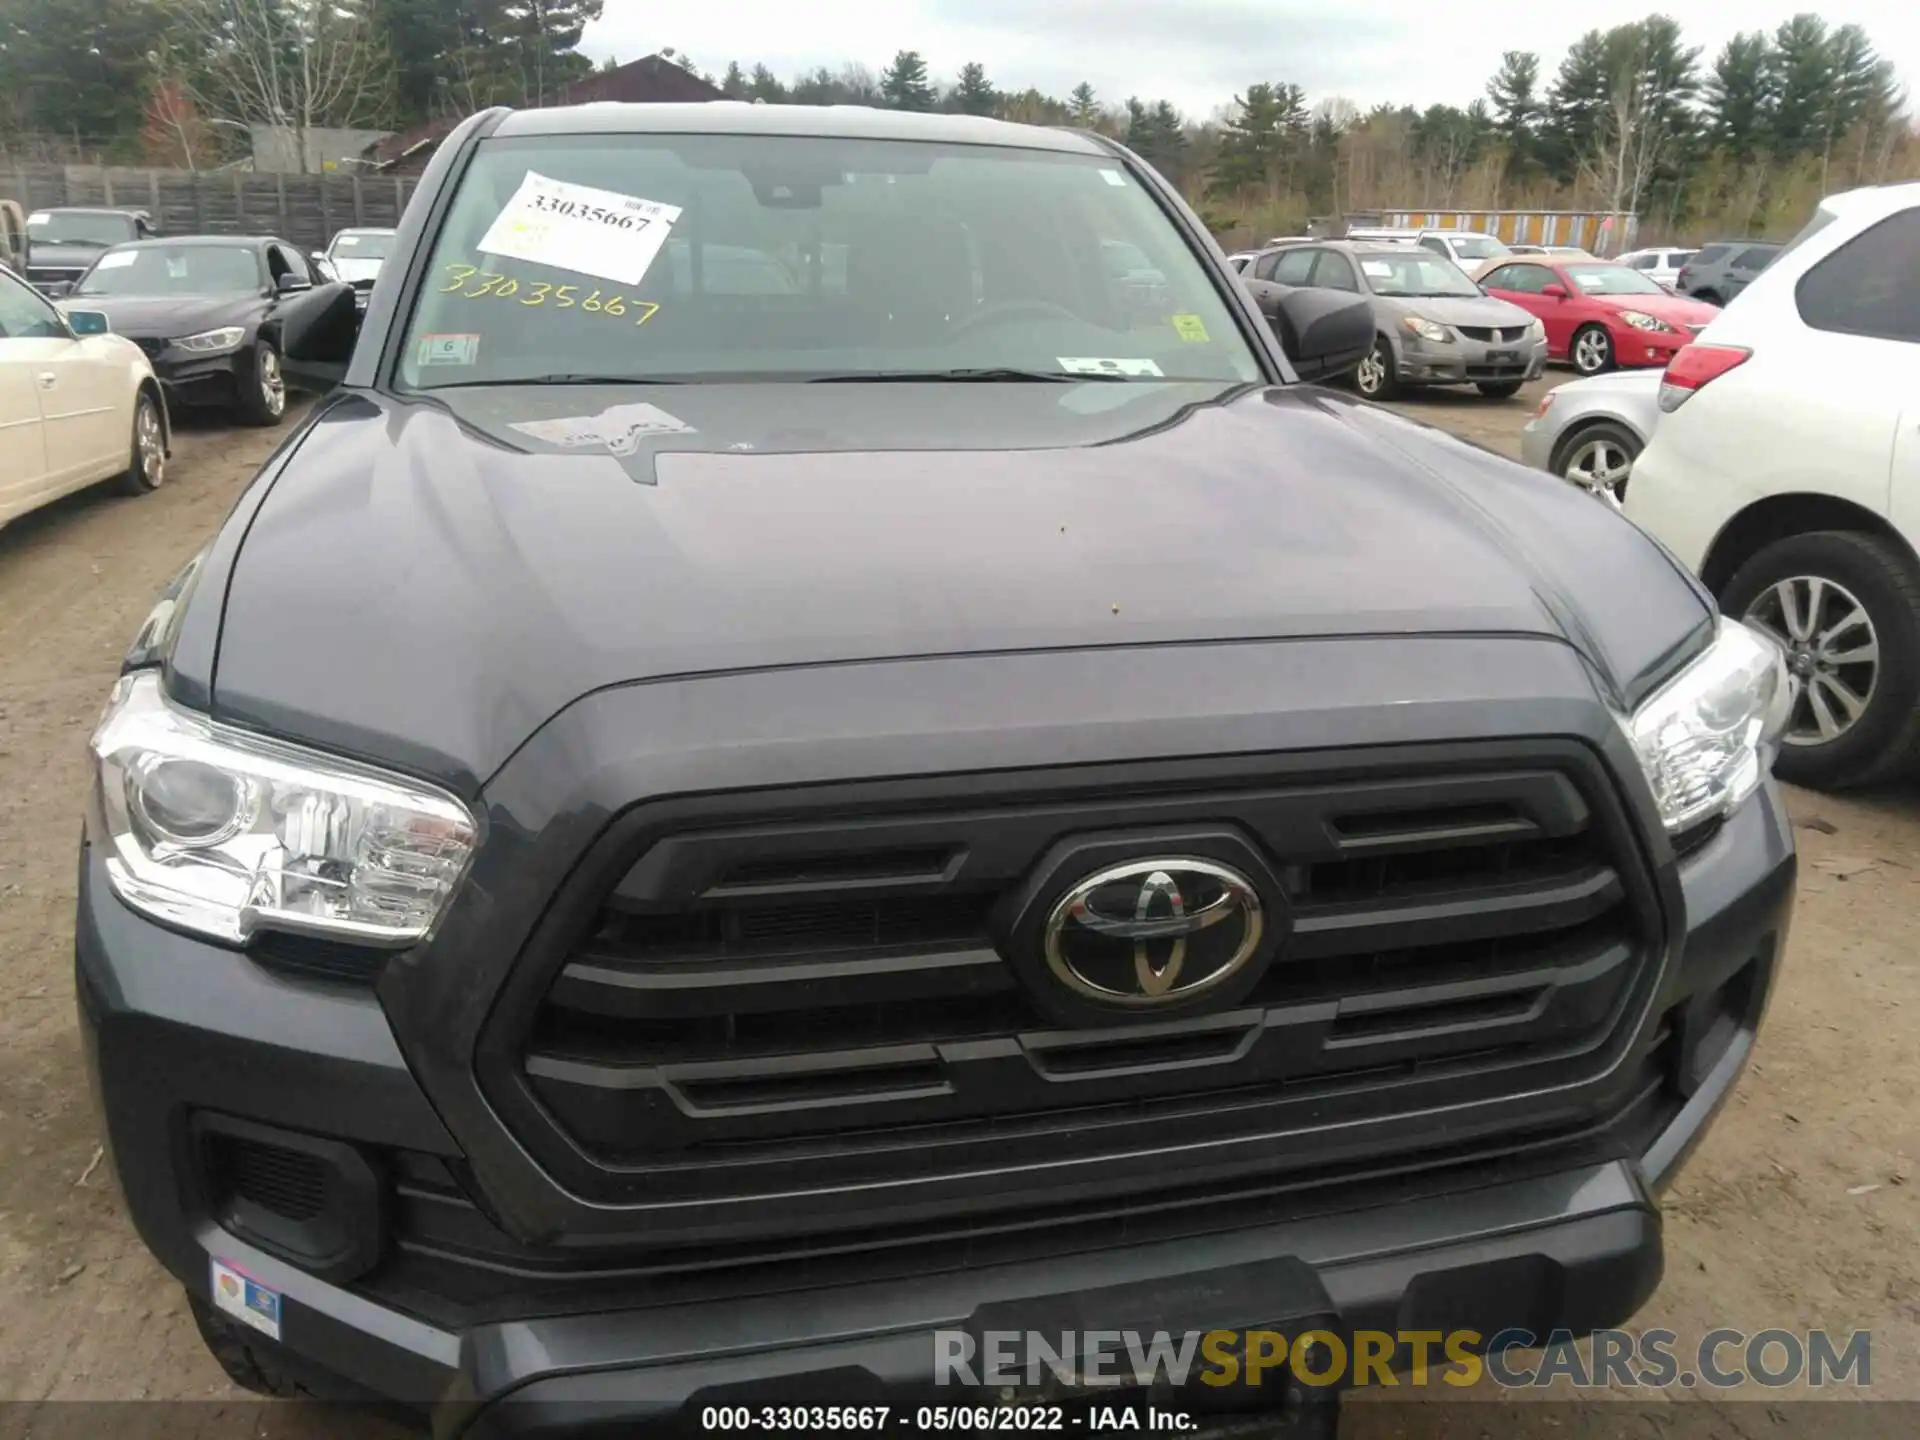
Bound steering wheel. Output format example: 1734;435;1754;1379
948;298;1081;335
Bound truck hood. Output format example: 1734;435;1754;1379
209;380;1711;792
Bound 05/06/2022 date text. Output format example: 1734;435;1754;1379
438;263;661;326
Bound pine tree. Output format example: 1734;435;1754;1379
720;61;748;100
953;61;996;116
880;50;936;112
1485;50;1541;181
1069;82;1098;127
1210;84;1288;198
1705;33;1776;161
747;63;787;103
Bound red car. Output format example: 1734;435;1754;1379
1475;257;1722;375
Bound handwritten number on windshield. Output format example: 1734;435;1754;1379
441;263;660;327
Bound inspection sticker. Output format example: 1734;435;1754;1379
478;171;682;287
210;1257;282;1341
1170;314;1210;342
1099;169;1128;187
1057;356;1164;377
417;332;480;366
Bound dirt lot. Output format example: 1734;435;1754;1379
3;376;1919;1434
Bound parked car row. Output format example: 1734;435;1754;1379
2;218;394;533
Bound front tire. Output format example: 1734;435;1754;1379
237;339;288;427
1352;337;1398;400
1476;380;1523;399
1552;420;1639;507
1721;530;1920;790
1570;324;1614;376
114;390;165;496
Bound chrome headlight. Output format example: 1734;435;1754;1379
1621;620;1791;834
1401;315;1452;344
173;326;247;353
1616;310;1674;333
90;671;478;946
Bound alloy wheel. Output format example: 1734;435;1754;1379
1742;575;1880;746
136;399;164;487
1572;329;1610;374
1562;435;1630;507
260;348;287;418
1355;344;1385;396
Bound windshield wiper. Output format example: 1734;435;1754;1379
423;373;687;389
807;367;1131;383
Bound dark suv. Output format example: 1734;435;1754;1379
1674;240;1782;304
79;103;1797;1434
23;205;156;295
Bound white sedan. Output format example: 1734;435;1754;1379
1;266;167;532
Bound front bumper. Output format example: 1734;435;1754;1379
76;756;1794;1434
142;346;256;409
1394;333;1547;388
1612;326;1695;370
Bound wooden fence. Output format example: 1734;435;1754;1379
5;165;420;253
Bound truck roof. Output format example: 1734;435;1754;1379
494;102;1109;155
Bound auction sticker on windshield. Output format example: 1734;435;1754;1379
1058;357;1165;377
478;171;682;287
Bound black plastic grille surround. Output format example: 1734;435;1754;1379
477;741;1669;1239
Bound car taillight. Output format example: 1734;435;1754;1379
1675;267;1692;286
1657;344;1751;413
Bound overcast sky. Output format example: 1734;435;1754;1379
583;0;1918;120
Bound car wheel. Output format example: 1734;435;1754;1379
1721;530;1920;790
114;390;166;496
1553;420;1639;508
238;339;288;427
1476;381;1523;399
1570;325;1614;376
1352;337;1398;400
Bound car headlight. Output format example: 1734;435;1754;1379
1621;620;1791;834
1616;310;1674;333
90;671;478;946
1527;316;1546;336
173;326;247;353
1401;315;1453;344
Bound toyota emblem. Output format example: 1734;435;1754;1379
1042;858;1265;1007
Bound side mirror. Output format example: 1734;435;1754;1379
1542;284;1568;299
1264;285;1374;382
66;309;111;337
276;272;312;295
279;280;360;390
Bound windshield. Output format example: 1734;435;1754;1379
1357;252;1483;298
1447;236;1508;260
28;212;134;247
77;245;261;296
398;133;1262;389
1564;264;1665;296
331;232;394;260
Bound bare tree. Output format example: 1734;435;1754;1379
169;0;390;173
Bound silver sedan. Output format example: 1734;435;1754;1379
1519;370;1663;506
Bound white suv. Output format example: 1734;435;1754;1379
1415;229;1511;272
1624;181;1920;789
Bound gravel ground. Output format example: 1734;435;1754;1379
2;376;1915;1436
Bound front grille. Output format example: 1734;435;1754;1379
484;744;1665;1232
1457;325;1530;343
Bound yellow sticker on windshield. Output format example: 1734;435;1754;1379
1171;314;1209;342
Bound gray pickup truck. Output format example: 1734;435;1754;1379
79;100;1796;1435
